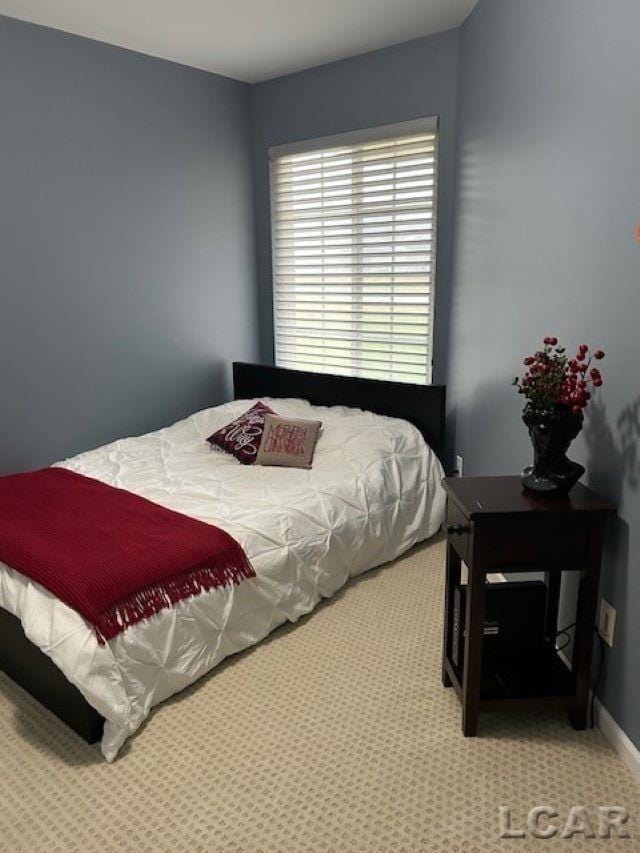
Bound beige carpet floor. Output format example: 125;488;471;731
1;536;639;852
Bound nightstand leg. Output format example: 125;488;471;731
442;541;461;687
570;521;605;729
544;570;561;643
462;560;486;736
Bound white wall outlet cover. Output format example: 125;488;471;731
598;598;616;647
455;455;463;476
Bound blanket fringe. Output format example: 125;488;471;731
94;550;255;644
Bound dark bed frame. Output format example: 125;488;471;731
0;362;446;745
233;362;446;461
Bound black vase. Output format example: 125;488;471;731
521;407;584;495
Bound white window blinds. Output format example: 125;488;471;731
269;118;438;384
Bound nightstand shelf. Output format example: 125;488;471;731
444;641;575;712
441;476;615;736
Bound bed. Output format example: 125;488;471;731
0;363;446;761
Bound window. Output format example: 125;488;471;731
269;117;438;384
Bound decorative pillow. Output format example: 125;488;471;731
207;402;276;465
256;414;322;469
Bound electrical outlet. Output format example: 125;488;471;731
598;598;616;647
455;455;463;477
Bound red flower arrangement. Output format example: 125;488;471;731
513;337;605;416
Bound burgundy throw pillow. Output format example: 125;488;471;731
207;402;276;465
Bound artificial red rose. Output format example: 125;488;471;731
515;337;604;414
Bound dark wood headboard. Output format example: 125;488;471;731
232;362;446;461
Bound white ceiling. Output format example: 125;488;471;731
0;0;478;83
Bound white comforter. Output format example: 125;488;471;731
0;398;445;761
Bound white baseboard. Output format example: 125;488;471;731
593;697;640;784
556;648;640;783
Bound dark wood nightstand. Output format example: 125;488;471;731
441;475;615;736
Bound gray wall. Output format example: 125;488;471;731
0;15;257;474
450;0;640;745
250;30;460;380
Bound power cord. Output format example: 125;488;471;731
553;622;606;729
555;622;576;653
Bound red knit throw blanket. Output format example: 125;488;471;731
0;468;255;643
